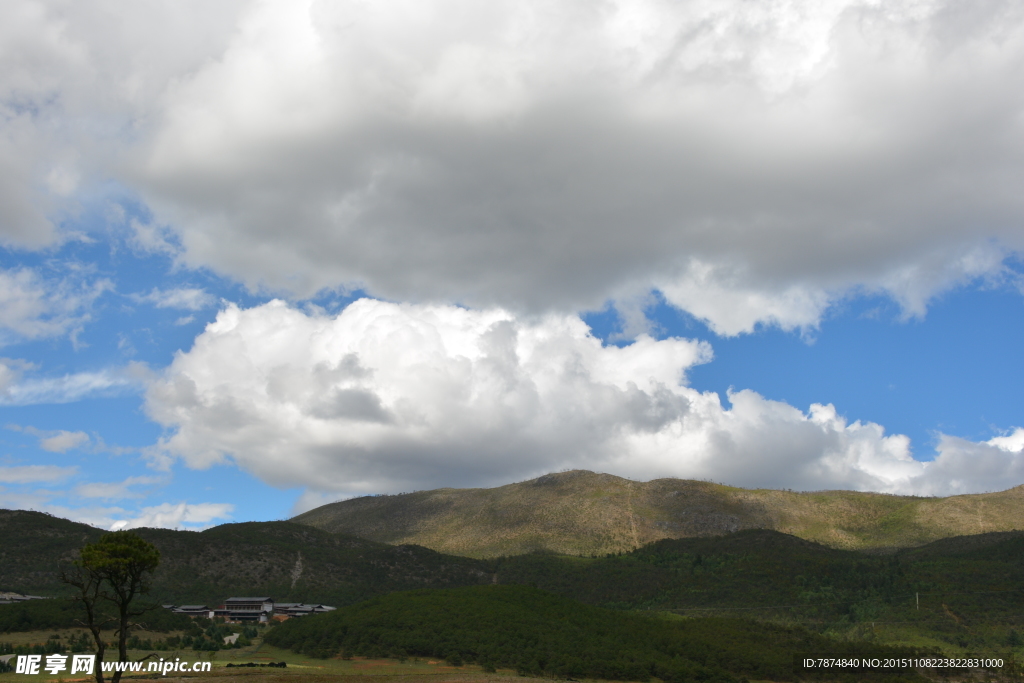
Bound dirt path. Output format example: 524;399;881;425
626;481;640;550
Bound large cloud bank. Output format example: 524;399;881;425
6;0;1024;332
147;300;1024;498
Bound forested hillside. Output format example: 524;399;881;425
5;509;1024;653
263;585;929;682
0;510;490;605
495;529;1024;652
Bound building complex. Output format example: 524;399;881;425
165;597;336;622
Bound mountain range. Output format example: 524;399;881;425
292;469;1024;557
5;498;1024;655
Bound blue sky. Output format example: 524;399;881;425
3;0;1024;530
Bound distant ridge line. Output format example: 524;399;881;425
291;470;1024;558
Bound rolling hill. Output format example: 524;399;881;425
292;469;1024;557
5;508;1024;654
0;509;491;605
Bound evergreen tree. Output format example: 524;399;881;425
61;531;160;683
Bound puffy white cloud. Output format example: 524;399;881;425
0;0;249;248
135;0;1024;330
988;427;1024;453
146;299;1024;497
655;260;836;336
146;298;711;492
901;433;1024;496
130;287;215;311
7;0;1024;331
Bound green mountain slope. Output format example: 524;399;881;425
496;529;1024;648
0;509;103;593
263;584;928;682
292;469;1024;556
4;509;1024;653
0;510;490;605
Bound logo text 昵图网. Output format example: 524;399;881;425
14;654;213;676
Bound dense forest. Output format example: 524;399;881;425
263;584;931;682
494;530;1024;652
0;598;192;633
0;511;490;605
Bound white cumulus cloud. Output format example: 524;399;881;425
133;0;1024;332
146;298;711;493
145;299;1024;497
0;0;248;249
988;427;1024;453
5;0;1024;331
903;433;1024;496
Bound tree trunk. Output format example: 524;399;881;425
59;565;107;683
111;592;132;683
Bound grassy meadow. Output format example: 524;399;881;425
0;631;541;683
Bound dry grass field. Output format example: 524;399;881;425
294;469;1024;556
0;635;538;683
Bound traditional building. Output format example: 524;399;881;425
272;603;337;618
164;597;335;622
212;597;275;622
170;605;211;617
0;592;45;604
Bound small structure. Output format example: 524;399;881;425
273;603;337;618
171;605;210;617
0;592;46;604
164;597;336;622
212;597;275;622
